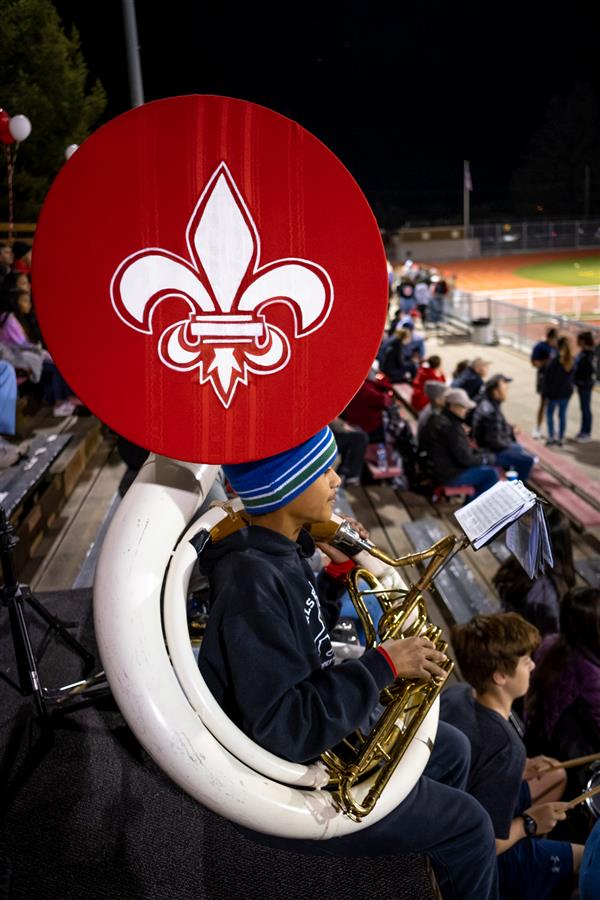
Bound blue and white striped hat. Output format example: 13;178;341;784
222;426;337;515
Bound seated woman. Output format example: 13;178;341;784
492;508;575;637
412;355;445;412
0;277;78;416
525;587;600;842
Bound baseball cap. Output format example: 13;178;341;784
445;388;476;410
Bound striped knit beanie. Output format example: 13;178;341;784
222;426;337;515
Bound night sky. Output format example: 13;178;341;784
53;1;599;224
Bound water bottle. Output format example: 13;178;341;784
376;442;387;470
505;469;519;482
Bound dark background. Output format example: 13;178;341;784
52;1;600;226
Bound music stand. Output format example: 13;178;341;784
0;506;109;724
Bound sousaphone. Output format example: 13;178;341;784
32;94;453;840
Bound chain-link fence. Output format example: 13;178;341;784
471;220;600;255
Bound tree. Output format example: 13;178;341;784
510;82;600;217
0;0;107;222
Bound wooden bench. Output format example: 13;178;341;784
527;468;600;530
0;433;71;518
403;517;500;623
432;484;475;503
364;443;402;480
392;382;417;416
519;432;600;513
575;559;600;588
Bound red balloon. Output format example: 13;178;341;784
33;96;388;463
0;108;15;144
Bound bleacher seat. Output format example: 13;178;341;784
432;484;475;503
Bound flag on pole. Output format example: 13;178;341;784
464;160;473;192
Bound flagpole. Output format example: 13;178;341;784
463;160;471;237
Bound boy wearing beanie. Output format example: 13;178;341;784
195;426;498;900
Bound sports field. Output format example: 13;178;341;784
515;256;600;286
433;248;600;293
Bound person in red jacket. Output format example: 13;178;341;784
342;364;394;440
412;355;446;412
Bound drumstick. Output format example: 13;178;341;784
536;752;600;773
565;783;600;811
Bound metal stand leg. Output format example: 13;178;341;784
0;506;110;722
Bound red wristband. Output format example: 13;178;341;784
324;558;357;581
377;645;398;679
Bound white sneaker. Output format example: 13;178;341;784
53;401;77;417
576;434;593;443
532;428;543;440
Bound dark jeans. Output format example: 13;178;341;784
546;397;570;440
333;427;369;480
42;359;71;404
578;386;593;436
495;443;535;482
445;465;500;499
238;722;498;900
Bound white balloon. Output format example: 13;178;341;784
65;144;79;160
8;114;31;142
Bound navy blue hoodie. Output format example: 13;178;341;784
195;525;394;764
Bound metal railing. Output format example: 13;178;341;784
448;291;600;354
470;285;600;319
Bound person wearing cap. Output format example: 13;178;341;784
196;426;498;900
472;375;535;482
451;358;490;402
417;380;448;439
419;388;499;498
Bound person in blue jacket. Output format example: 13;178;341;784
196;425;498;900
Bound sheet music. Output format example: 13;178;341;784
454;481;536;549
455;480;553;577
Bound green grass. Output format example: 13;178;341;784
515;256;600;286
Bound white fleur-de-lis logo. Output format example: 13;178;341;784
110;162;334;407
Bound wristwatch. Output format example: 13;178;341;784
521;813;537;837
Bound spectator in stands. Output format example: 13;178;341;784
472;374;535;482
544;337;574;447
573;331;595;443
330;417;369;486
417;381;448;439
398;281;416;315
0;241;13;280
0;360;20;468
197;427;499;900
429;276;448;325
1;271;43;345
399;315;426;362
414;279;431;327
451;357;490;401
442;612;583;900
453;359;470;380
492;507;575;637
380;327;414;383
412;355;445;412
526;587;600;840
11;240;32;275
0;282;77;416
531;328;558;440
343;365;394;442
418;388;499;498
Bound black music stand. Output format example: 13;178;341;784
0;506;109;724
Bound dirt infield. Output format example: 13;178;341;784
428;248;600;291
